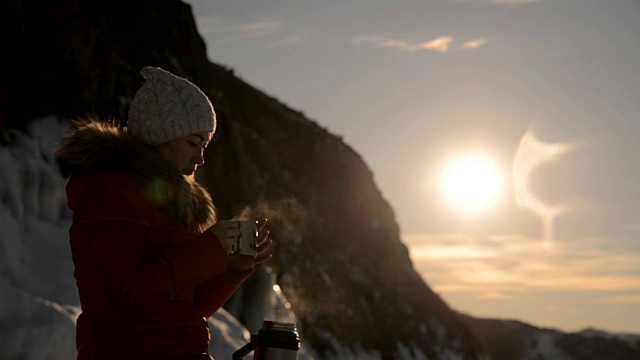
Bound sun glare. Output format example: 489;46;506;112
439;154;503;213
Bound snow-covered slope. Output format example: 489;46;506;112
0;117;77;359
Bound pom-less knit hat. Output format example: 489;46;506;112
128;66;216;146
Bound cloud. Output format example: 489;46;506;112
410;244;494;260
492;0;539;4
460;38;488;49
353;35;471;54
405;233;640;299
351;35;412;51
595;295;640;304
478;291;513;300
414;36;454;53
195;17;306;49
194;16;282;43
448;0;539;4
379;39;413;50
268;32;308;49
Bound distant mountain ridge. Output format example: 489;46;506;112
1;0;638;359
462;317;640;360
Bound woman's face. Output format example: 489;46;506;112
155;130;213;175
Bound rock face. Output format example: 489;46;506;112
204;63;484;358
1;0;484;358
1;0;212;132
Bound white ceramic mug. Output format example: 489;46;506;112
216;220;258;256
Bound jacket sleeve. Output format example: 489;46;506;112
193;267;254;318
76;221;229;308
163;230;230;298
70;172;229;310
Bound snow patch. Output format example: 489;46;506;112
529;331;564;360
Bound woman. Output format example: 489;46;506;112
55;66;272;359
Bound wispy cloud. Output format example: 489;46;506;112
351;35;414;51
449;0;540;5
268;32;309;49
595;295;640;304
414;37;454;53
405;233;640;300
492;0;539;4
194;16;282;43
461;38;488;49
353;35;484;54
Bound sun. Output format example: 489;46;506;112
439;154;503;213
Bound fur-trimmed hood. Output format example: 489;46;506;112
55;119;216;230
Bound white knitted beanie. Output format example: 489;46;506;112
128;66;216;145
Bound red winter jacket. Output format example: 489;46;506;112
55;121;252;359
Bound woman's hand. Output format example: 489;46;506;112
206;220;242;253
228;218;273;273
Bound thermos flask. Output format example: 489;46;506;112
233;321;300;360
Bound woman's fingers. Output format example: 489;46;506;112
256;218;268;232
257;229;269;245
257;239;273;253
253;252;273;265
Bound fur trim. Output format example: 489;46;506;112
55;119;216;230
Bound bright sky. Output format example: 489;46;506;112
186;0;640;334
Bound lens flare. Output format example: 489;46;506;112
513;128;573;244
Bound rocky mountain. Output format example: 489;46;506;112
1;0;638;359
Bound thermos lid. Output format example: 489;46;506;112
262;321;298;333
257;321;300;351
